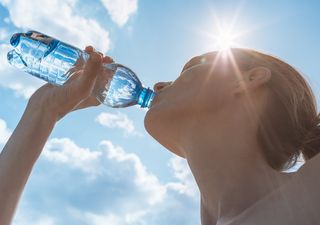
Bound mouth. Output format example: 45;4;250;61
149;92;159;108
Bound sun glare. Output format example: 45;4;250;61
196;11;252;53
189;7;258;86
215;30;236;51
192;13;251;85
209;20;243;52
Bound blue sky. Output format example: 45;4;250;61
0;0;320;224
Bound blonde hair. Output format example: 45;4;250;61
231;48;320;171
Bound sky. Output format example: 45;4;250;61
0;0;320;224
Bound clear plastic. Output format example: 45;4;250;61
7;31;155;108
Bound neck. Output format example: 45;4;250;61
179;112;293;223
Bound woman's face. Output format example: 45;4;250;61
144;51;241;155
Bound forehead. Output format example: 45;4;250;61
181;49;258;74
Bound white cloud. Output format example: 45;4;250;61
0;28;9;40
166;156;199;198
0;118;11;148
84;212;123;225
0;0;110;53
100;140;166;205
101;0;138;27
43;138;102;177
44;138;166;204
13;214;56;225
14;137;200;225
69;208;148;225
96;112;139;136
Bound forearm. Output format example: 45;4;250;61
0;104;56;225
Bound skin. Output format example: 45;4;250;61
145;51;320;224
0;49;319;225
0;46;113;225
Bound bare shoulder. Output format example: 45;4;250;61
227;160;320;225
297;152;320;183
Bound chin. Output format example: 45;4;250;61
144;100;172;136
144;105;160;139
144;106;186;158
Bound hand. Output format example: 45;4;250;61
27;46;114;122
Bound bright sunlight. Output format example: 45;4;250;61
195;9;253;52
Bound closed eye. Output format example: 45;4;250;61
181;53;217;74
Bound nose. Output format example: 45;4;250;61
153;81;172;93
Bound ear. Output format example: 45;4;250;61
233;66;271;94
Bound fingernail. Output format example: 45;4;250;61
85;46;94;52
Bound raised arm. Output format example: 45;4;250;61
0;99;56;225
0;47;112;225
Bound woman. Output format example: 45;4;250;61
0;46;319;225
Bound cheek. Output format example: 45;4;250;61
144;69;233;135
177;65;232;109
195;75;233;114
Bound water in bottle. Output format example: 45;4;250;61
7;30;155;108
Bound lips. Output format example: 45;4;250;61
149;92;159;107
149;82;173;107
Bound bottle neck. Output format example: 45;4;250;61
138;87;155;108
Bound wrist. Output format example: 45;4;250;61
25;99;58;126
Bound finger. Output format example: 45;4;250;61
103;55;114;64
85;46;103;57
85;46;94;52
74;46;94;70
85;46;103;65
77;51;102;93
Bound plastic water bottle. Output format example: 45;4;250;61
7;30;155;108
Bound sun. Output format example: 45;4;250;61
190;13;254;83
215;29;236;51
195;11;253;52
209;20;244;52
